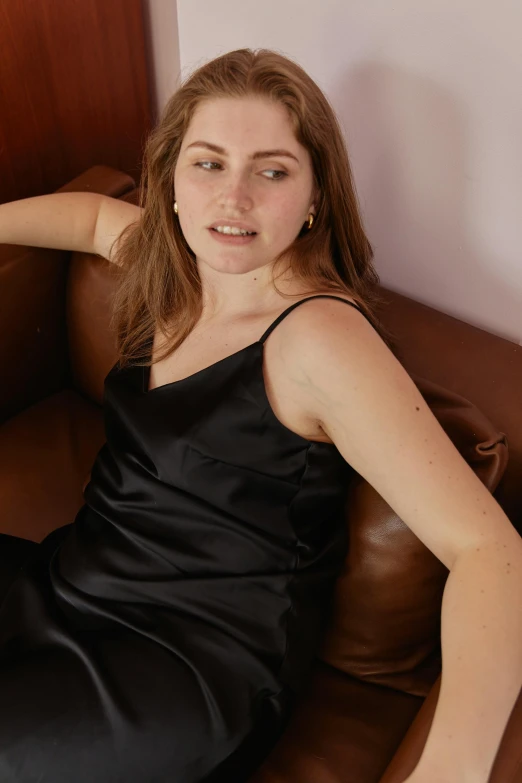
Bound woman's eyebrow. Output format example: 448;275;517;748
185;140;300;163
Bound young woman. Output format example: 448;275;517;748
0;48;520;783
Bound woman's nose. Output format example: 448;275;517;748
217;173;254;209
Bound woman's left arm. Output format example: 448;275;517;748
284;299;522;783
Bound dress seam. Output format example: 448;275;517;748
276;441;313;687
168;439;305;488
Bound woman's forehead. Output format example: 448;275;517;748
183;98;307;161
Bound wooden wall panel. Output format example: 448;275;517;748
0;0;153;202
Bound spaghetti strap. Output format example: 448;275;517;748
259;294;367;344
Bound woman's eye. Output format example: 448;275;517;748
194;161;287;181
196;161;221;171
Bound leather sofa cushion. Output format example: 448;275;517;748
0;390;105;542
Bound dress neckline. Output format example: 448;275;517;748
143;340;262;395
140;337;339;450
142;294;365;396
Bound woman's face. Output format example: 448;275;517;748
173;96;317;276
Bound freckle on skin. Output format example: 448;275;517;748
416;406;420;411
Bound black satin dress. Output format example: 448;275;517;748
0;295;363;782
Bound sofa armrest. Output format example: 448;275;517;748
0;165;135;424
379;675;522;782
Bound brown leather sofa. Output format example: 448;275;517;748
1;165;521;782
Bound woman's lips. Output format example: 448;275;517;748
208;228;257;245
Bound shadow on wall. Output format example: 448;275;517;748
331;62;521;344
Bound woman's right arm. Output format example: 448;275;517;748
0;192;142;264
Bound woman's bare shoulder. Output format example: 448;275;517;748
295;289;360;309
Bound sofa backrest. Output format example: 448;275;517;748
0;165;136;424
63;183;515;696
374;289;522;535
65;186;521;530
3;167;518;696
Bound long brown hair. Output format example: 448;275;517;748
110;48;394;368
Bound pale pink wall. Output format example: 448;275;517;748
146;0;522;344
143;0;180;123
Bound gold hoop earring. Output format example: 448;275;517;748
173;201;178;215
306;213;314;230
